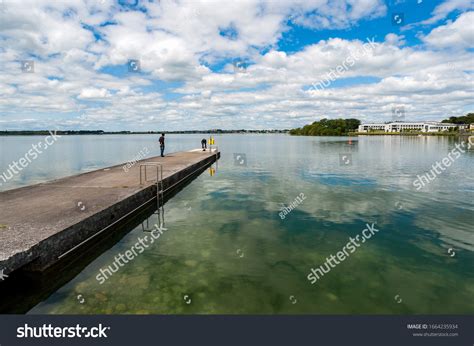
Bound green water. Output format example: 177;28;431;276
7;134;472;314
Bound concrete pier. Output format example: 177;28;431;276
0;149;219;275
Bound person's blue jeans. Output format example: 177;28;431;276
160;144;165;157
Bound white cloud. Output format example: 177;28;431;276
421;0;474;25
78;87;111;99
422;11;474;49
290;0;386;29
384;33;406;47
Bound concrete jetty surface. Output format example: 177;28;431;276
0;149;219;275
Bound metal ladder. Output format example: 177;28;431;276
139;163;164;231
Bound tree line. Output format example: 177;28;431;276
441;113;474;124
290;113;473;136
289;118;360;136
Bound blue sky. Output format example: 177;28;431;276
279;1;435;51
0;0;472;131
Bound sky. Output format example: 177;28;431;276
0;0;473;131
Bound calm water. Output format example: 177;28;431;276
1;134;473;314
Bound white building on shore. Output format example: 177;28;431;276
358;121;468;133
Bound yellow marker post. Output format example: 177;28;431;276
209;136;215;145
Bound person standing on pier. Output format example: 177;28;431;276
159;133;165;157
201;138;207;151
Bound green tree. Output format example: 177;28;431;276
289;118;361;136
441;113;474;124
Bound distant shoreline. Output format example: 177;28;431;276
0;130;290;136
288;131;474;137
290;131;472;137
2;130;471;137
350;132;473;136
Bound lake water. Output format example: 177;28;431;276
1;134;473;314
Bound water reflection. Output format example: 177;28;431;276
1;134;472;314
141;208;165;232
